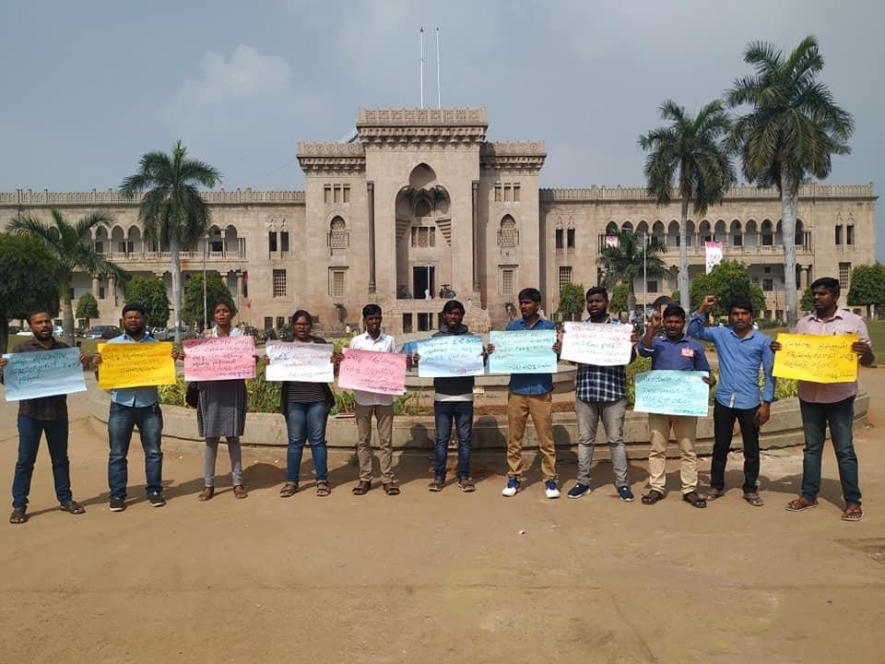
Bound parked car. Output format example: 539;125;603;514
149;327;168;340
164;325;194;340
53;325;64;337
7;325;22;335
83;325;122;339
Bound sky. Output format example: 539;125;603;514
2;0;882;257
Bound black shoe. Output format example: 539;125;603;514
109;497;126;512
147;492;166;508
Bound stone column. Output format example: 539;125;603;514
367;181;376;294
236;271;244;300
471;180;479;291
92;276;100;299
108;276;117;305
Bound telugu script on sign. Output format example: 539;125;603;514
488;330;557;375
633;370;711;417
773;333;859;383
560;322;633;366
265;341;335;383
416;335;485;378
183;336;256;381
97;342;176;390
2;348;87;402
338;349;406;395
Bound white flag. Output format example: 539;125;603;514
705;241;723;274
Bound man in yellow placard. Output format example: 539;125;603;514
93;303;182;512
772;278;874;522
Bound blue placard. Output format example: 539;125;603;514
488;330;557;375
416;335;485;378
634;370;710;417
2;348;87;401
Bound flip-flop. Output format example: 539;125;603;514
842;505;864;522
59;500;85;515
233;485;248;499
279;483;298;498
9;507;27;524
743;492;764;507
198;487;215;502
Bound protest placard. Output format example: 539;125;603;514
2;348;86;401
773;333;858;383
416;335;484;378
488;330;557;374
183;336;256;381
634;370;711;417
338;349;406;395
265;341;335;383
560;321;633;366
97;342;176;390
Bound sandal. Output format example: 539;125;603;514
841;504;864;522
352;480;371;496
700;487;723;501
198;487;215;502
59;500;86;515
458;478;476;493
316;481;331;497
279;483;299;498
233;485;248;500
641;490;665;505
428;478;444;492
9;507;27;524
743;491;764;507
785;497;817;512
383;482;401;496
682;491;707;509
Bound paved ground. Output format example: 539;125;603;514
1;369;884;663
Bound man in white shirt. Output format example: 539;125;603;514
348;304;400;496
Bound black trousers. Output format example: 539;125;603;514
711;401;760;493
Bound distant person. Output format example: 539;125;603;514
1;310;90;524
775;277;874;522
688;296;774;507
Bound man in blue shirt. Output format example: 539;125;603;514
93;303;182;512
688;295;774;507
487;288;562;499
638;305;715;508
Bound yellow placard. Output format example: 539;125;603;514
97;342;176;390
773;333;858;383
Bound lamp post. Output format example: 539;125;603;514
642;230;648;322
202;232;209;334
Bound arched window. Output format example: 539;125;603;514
761;220;773;246
795;219;804;247
498;215;518;248
555;226;564;249
605;221;618;236
329;216;348;249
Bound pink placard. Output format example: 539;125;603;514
183;336;256;381
338;348;406;395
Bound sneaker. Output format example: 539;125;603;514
544;480;561;499
617;485;635;502
567;483;591;499
109;497;126;512
147;492;166;508
501;477;521;497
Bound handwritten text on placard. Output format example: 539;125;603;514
773;333;858;383
97;342;176;390
2;348;86;401
488;330;557;375
338;349;406;395
417;335;485;378
561;322;633;366
634;370;710;417
265;341;335;383
183;336;256;381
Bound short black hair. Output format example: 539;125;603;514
25;309;52;324
517;288;541;303
728;297;754;315
442;300;465;314
362;303;382;318
291;309;313;326
810;277;840;296
585;286;608;300
122;302;146;317
662;304;685;320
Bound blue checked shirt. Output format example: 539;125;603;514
575;317;630;403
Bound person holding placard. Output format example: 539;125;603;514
487;288;562;499
1;310;90;524
412;300;485;492
565;287;638;502
773;278;874;522
275;310;336;498
348;304;400;496
637;305;715;508
93;303;182;512
688;296;774;507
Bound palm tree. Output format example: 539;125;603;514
727;36;854;327
639;99;735;313
10;209;127;345
120;140;221;344
598;230;667;316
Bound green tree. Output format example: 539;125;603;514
75;292;99;329
689;260;766;319
847;263;885;319
610;283;630;315
597;230;667;314
639;99;735;313
800;286;814;313
0;233;60;352
120;140;221;344
9;209;126;345
125;276;170;328
557;282;585;320
728;36;854;327
181;271;237;329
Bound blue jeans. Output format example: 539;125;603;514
433;401;473;480
108;401;163;499
799;397;861;505
285;400;328;483
12;415;72;509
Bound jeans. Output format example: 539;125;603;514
711;401;760;493
433;401;473;480
285;400;329;483
575;398;628;487
12;415;72;509
799;397;861;505
108;401;164;499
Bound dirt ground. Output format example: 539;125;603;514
1;369;884;664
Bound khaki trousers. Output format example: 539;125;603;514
506;392;557;481
355;403;395;483
647;414;698;495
